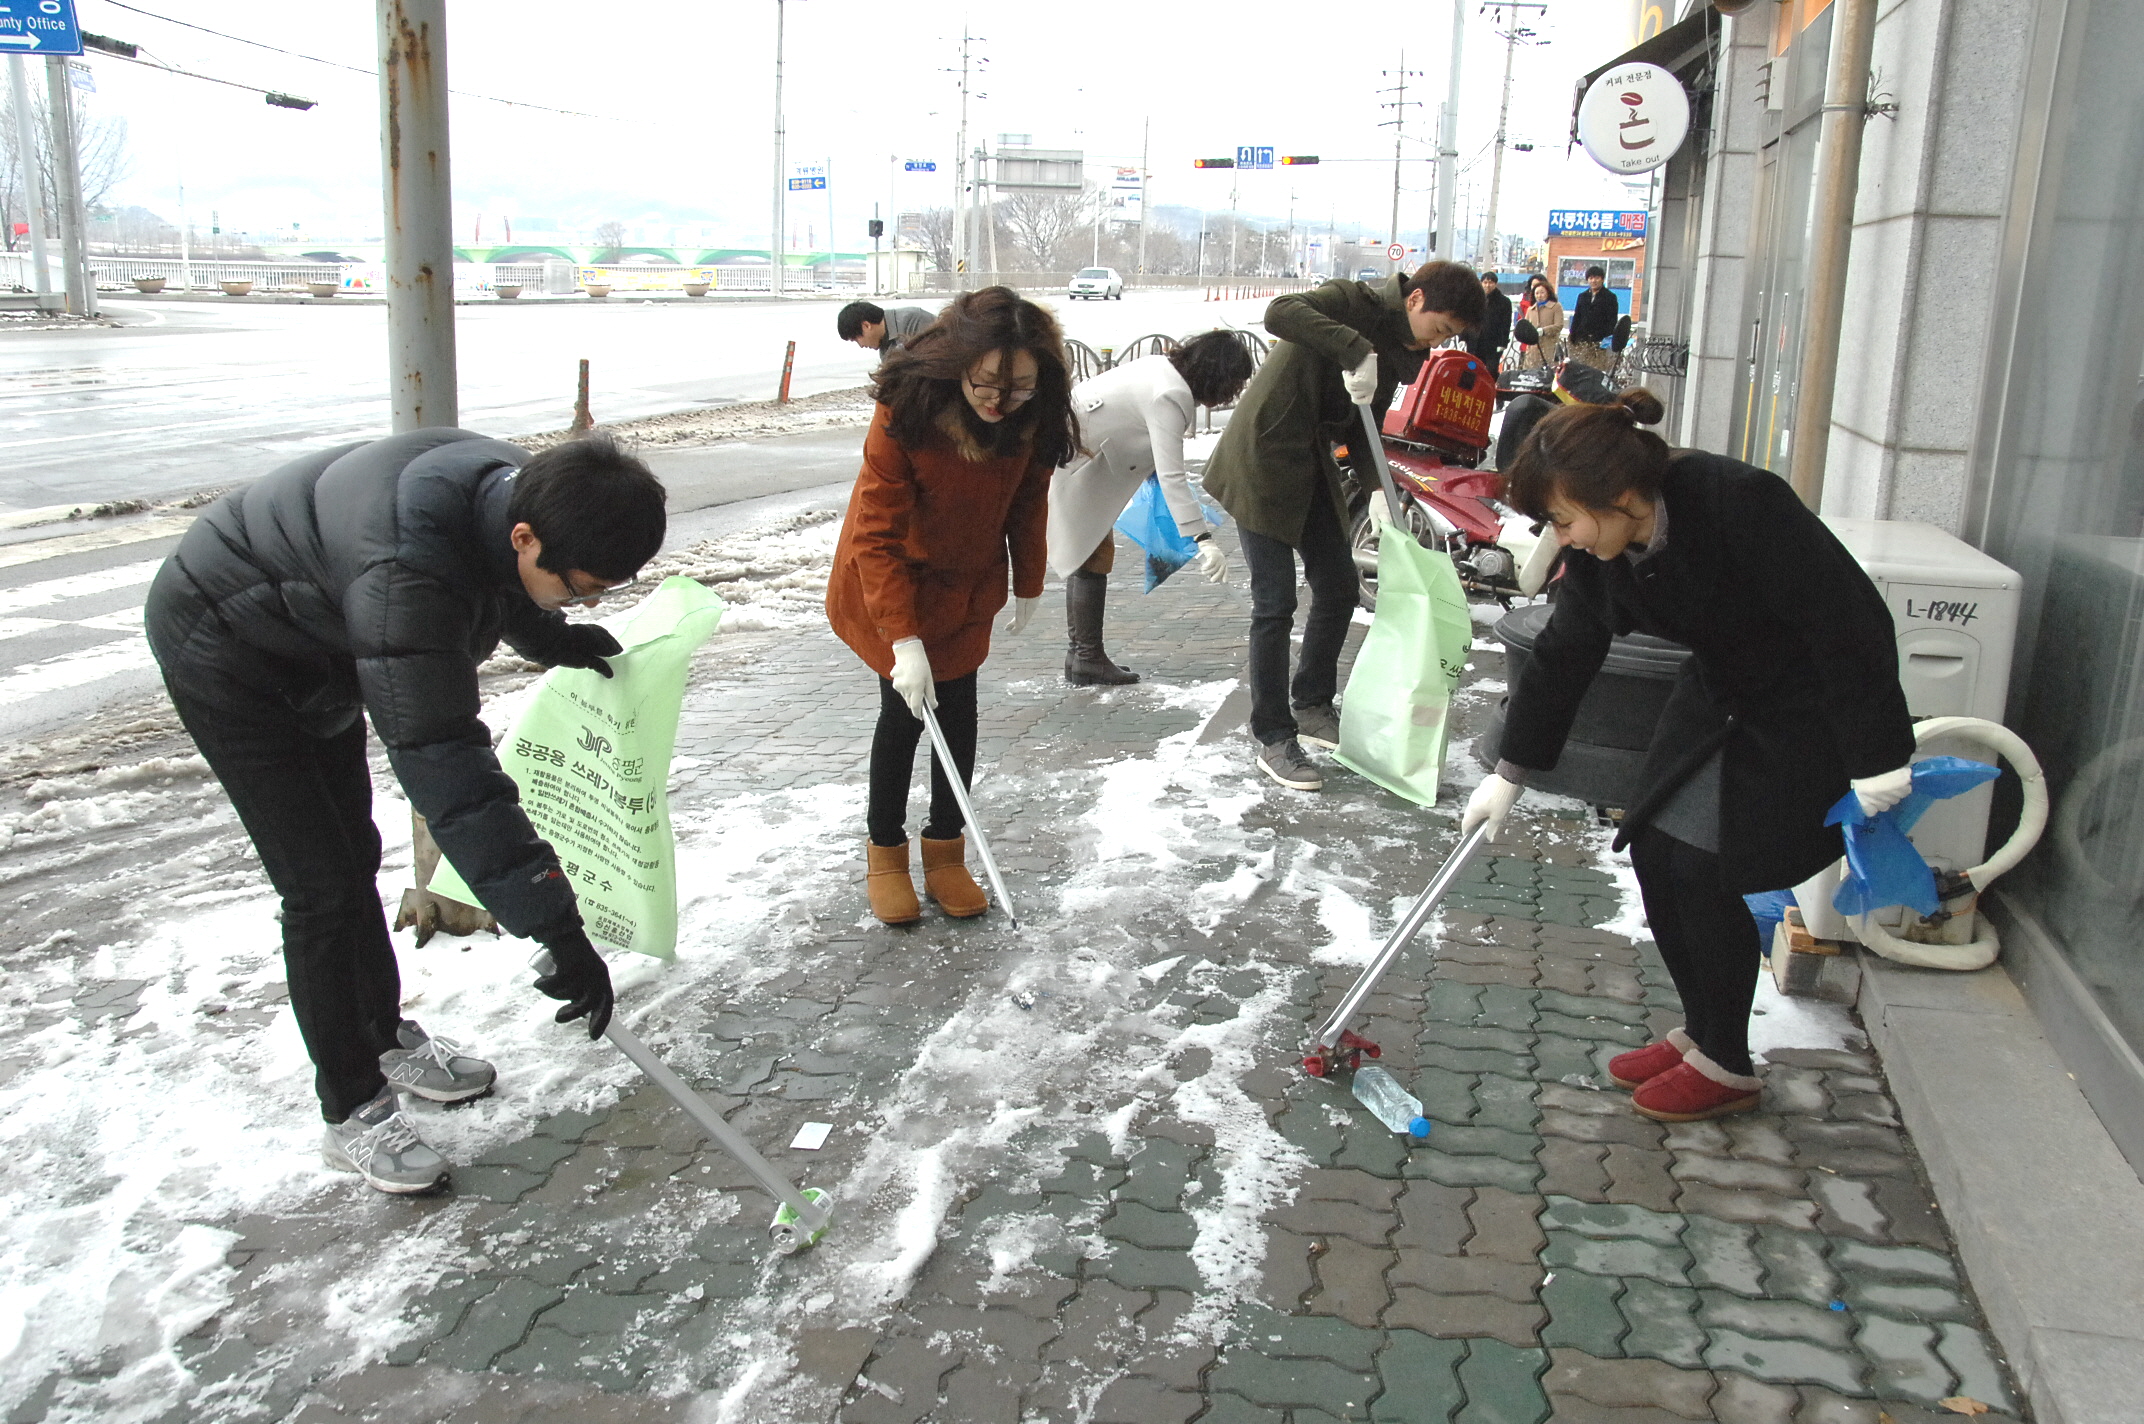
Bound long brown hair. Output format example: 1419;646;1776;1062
871;286;1080;466
1501;387;1669;519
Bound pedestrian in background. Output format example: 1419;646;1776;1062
1567;265;1620;373
838;301;936;356
825;287;1075;925
1469;390;1917;1122
1201;261;1486;792
1465;271;1514;373
1520;274;1564;370
145;432;666;1193
1046;331;1255;685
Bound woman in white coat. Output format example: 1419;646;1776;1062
1047;331;1256;684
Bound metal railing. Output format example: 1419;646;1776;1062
88;258;346;290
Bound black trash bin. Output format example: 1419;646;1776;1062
1476;602;1692;808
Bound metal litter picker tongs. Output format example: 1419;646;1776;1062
531;951;833;1253
1302;402;1497;1076
921;701;1020;928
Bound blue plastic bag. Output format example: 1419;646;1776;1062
1743;889;1798;946
1823;756;2003;918
1113;474;1201;592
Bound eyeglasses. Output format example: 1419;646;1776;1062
566;575;637;603
965;377;1038;404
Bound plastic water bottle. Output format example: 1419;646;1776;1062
1351;1065;1432;1140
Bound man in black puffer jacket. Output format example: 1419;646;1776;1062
146;429;666;1193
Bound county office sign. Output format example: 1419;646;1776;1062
1577;61;1690;175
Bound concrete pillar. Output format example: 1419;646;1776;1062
377;0;458;431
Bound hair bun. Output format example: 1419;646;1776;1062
1616;388;1666;426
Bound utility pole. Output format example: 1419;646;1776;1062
1434;0;1463;260
770;0;786;297
377;0;456;430
42;57;91;316
1227;172;1239;277
1378;51;1423;276
947;31;985;289
1478;0;1546;276
1135;116;1150;277
7;57;51;300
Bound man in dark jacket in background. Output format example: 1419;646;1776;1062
1201;260;1485;791
837;300;934;355
1567;265;1621;372
1465;271;1514;373
146;431;666;1194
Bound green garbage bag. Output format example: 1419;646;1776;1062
428;576;725;960
1332;531;1473;806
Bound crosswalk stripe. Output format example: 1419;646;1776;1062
0;558;162;616
0;636;157;707
0;515;195;572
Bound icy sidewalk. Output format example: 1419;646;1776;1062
0;508;2022;1423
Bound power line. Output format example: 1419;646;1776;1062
93;0;628;120
82;40;314;105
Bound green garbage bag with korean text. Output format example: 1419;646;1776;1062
429;576;725;960
1332;531;1473;807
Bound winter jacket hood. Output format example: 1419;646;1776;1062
145;428;591;943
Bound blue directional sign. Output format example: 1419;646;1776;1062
0;0;82;55
1235;145;1275;171
903;159;937;173
788;176;826;191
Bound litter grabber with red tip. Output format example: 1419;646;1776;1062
531;951;833;1252
1302;822;1492;1077
920;701;1021;929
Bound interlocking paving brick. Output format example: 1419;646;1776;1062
1808;1174;1891;1244
1700;1329;1865;1394
1862;1174;1950;1252
1617;1280;1706;1368
1197;1392;1291;1423
1465;1187;1548;1262
1270;1195;1400;1248
1542;1230;1691;1289
1392;1182;1473;1256
1118;1139;1200;1210
1452;1338;1550;1424
1538;1107;1668;1150
1933;1321;2015;1413
1674;1184;1819;1233
1540;1270;1629;1357
1309;1238;1393;1328
1300;1167;1406;1214
1682;1217;1765;1295
1827;1240;1957;1284
1853;1316;1951;1404
1753;1227;1841;1307
1708;1370;1801;1423
1838;1278;1968;1321
1094;1241;1203;1293
1406;1148;1541;1194
1537;1138;1611;1202
419;1278;565;1372
1104;1200;1200;1251
1389;1250;1541;1304
1538;1198;1683;1246
1670;1154;1804;1195
1695;1293;1852;1349
1386;1287;1546;1349
1371;1328;1466;1423
1413;1065;1484;1126
1089;1375;1204;1424
1602;1144;1680;1212
1542;1349;1717;1419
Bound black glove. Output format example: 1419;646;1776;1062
550;624;623;679
533;929;614;1039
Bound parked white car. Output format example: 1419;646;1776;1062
1068;267;1124;300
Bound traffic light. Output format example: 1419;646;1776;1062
1280;155;1320;165
867;219;885;238
1193;157;1236;168
265;92;316;110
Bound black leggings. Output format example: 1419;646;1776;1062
868;672;978;847
1629;824;1764;1077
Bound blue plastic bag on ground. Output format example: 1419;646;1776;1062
1113;474;1202;592
1744;889;1797;946
1823;756;2002;918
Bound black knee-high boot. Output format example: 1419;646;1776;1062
1064;570;1137;685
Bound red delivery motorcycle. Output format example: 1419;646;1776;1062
1341;349;1541;609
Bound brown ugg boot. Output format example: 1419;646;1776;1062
866;840;921;925
920;834;989;918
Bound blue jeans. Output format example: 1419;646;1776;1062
1239;493;1359;746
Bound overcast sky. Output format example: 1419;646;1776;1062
74;0;1662;252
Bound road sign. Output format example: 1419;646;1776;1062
788;177;826;191
1235;146;1275;170
1387;242;1406;262
1194;157;1235;169
903;159;936;172
0;0;82;54
1280;155;1319;165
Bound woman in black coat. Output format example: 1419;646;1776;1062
1464;389;1918;1122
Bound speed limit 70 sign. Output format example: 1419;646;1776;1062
1387;242;1406;262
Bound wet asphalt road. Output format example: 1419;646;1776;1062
0;288;1261;512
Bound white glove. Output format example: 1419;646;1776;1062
1342;351;1378;405
889;638;935;718
1851;764;1914;818
1005;596;1040;634
1194;540;1228;584
1461;774;1524;842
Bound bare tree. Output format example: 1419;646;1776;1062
2;87;130;253
591;220;626;262
998;188;1102;270
908;207;955;273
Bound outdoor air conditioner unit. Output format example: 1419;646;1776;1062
1795;518;2024;941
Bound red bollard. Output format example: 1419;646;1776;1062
778;339;796;404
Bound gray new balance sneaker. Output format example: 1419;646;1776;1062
380;1019;496;1103
1294;703;1342;750
1257;738;1323;791
323;1086;449;1194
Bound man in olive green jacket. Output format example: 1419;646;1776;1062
1203;261;1485;790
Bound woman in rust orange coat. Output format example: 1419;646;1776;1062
825;287;1080;924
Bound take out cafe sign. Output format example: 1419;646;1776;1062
1578;62;1690;175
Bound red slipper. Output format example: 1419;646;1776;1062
1608;1028;1695;1090
1631;1050;1762;1122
